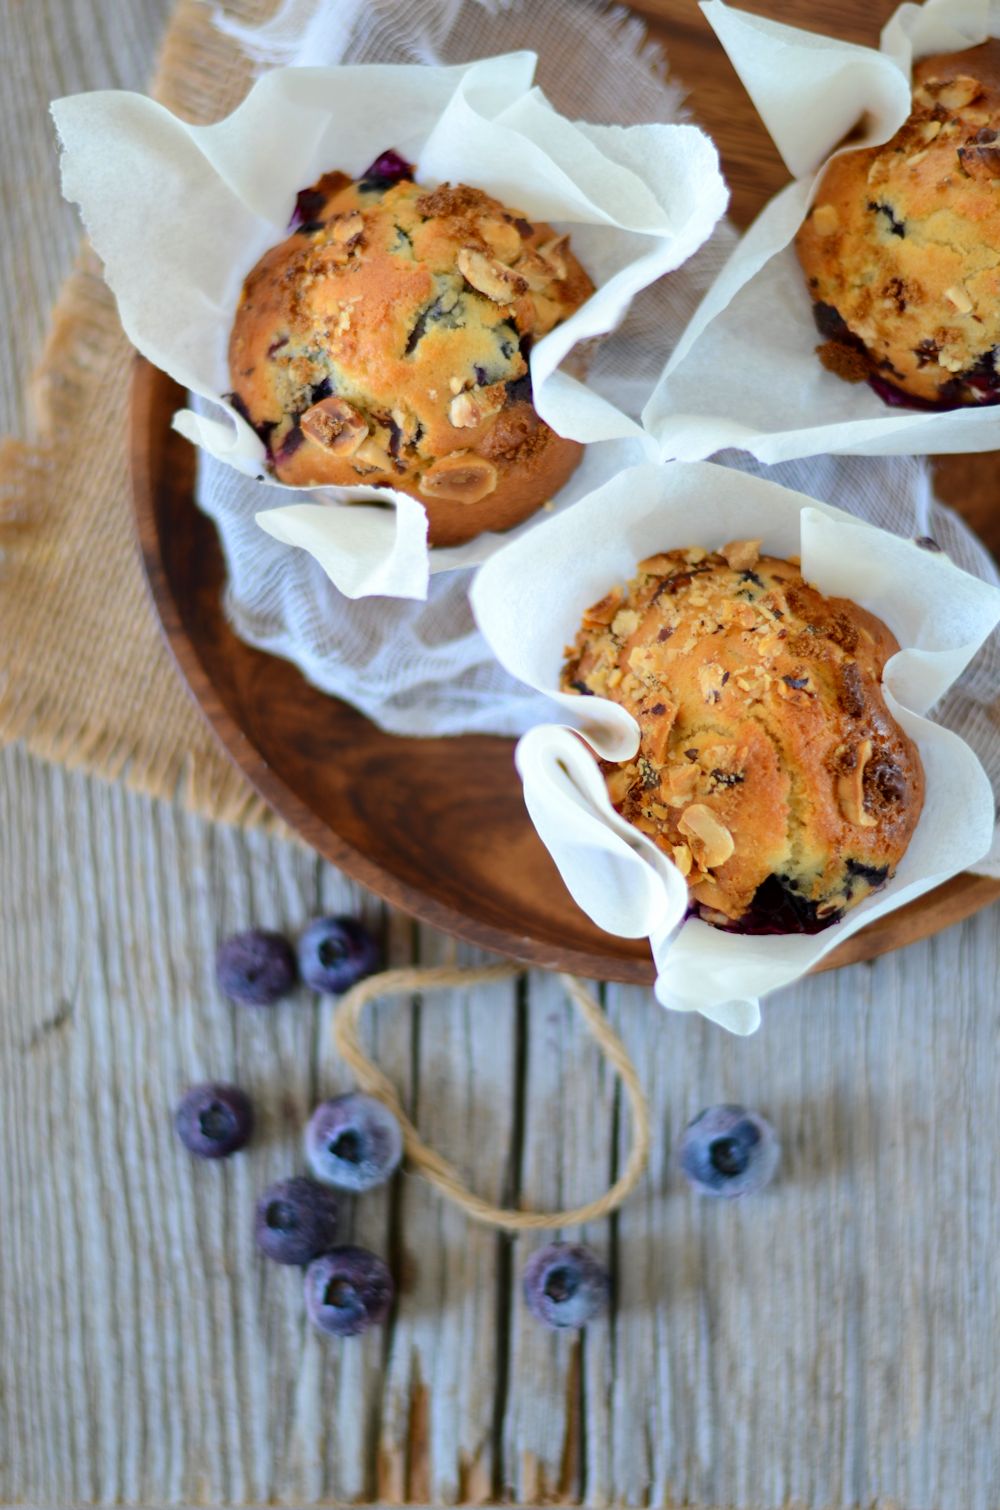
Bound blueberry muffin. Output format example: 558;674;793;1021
561;540;924;933
228;150;594;547
796;42;1000;409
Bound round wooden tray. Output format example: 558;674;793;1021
129;0;1000;985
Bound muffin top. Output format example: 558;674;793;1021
561;540;925;933
228;152;594;516
796;41;1000;408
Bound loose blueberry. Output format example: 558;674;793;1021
522;1243;610;1330
254;1177;339;1266
304;1093;403;1192
174;1082;253;1159
304;1246;394;1337
677;1104;779;1198
216;929;297;1006
297;916;379;995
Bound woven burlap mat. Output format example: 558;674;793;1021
0;0;280;826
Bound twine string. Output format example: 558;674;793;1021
332;963;651;1231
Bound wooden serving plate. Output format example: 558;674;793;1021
130;0;1000;985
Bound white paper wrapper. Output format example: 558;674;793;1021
470;460;1000;1035
642;0;1000;464
52;53;726;599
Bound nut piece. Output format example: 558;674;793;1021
605;768;632;805
479;216;522;263
660;763;699;806
448;384;505;429
672;843;693;877
836;739;878;829
958;128;1000;180
678;804;735;870
637;552;675;576
457;246;529;303
721;538;762;572
811;203;840;236
945;283;973;314
301;396;368;456
331;210;364;244
937;75;983;110
582;587;623;626
538;234;570;281
513;247;556;291
418;452;498;504
698;663;727;704
353;437;395;473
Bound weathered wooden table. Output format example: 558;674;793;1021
3;3;1000;1507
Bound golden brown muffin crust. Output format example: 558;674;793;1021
228;161;594;546
561;541;925;933
796;41;1000;408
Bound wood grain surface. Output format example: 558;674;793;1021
4;3;1000;1509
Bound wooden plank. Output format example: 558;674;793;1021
606;915;1000;1510
375;930;518;1507
501;972;619;1507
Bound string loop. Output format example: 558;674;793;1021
332;964;650;1231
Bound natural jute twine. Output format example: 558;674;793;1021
333;964;650;1230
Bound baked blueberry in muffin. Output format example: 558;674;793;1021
228;150;595;546
561;540;924;933
796;42;1000;410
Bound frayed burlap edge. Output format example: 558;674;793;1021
0;0;290;832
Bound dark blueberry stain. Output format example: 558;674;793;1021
296;220;325;235
656;626;675;643
812;301;854;342
648;702;667;716
224;391;276;449
783;674;809;690
684;748;699;761
307;377;333;406
570;679;594;696
845;858;890;889
720;874;842;936
290;186;326;229
711;769;745;787
740;569;764;587
513;216;534;238
266;335;289;358
275;425;304;462
867;200;906;237
505;371;533;405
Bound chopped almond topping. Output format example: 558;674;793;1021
721;538;762;572
678;804;735;870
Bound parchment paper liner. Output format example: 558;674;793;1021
53;52;726;598
643;0;1000;465
470;460;1000;1034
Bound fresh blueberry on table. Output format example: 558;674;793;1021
254;1177;339;1266
297;916;380;995
304;1093;403;1191
522;1242;610;1330
216;929;297;1006
677;1104;780;1198
304;1247;395;1337
174;1082;254;1159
